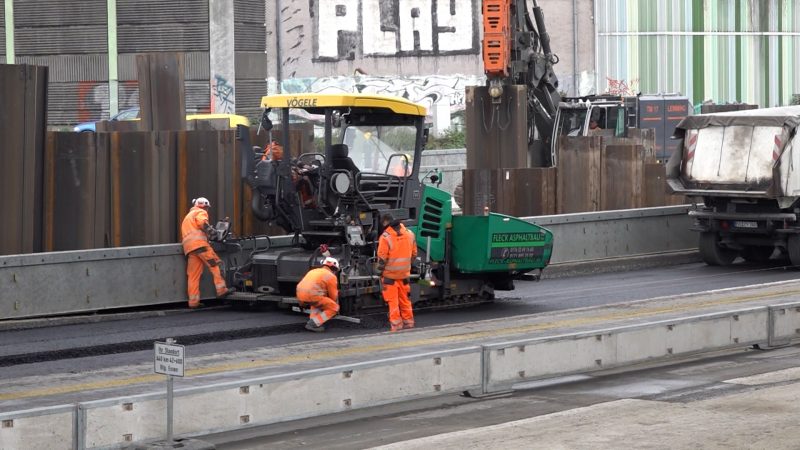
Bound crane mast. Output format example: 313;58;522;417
481;0;561;166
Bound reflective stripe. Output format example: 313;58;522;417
182;230;208;246
385;257;411;269
310;307;323;326
382;232;393;251
297;287;327;296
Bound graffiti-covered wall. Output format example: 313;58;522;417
268;0;486;79
275;74;481;113
267;0;597;129
312;0;479;60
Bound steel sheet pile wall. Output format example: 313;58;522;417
556;131;681;214
108;131;177;247
177;130;242;237
462;85;559;216
136;52;187;131
465;86;528;169
43;132;107;250
463;168;557;216
557;136;602;214
34;126;296;253
0;64;48;255
644;163;685;207
700;103;759;114
602;144;647;211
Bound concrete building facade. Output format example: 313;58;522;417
7;1;800;128
1;0;267;126
265;0;597;132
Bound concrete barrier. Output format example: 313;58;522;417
0;405;75;450
0;207;696;320
768;302;800;347
527;205;695;264
480;307;767;394
0;236;287;320
77;348;482;448
4;300;799;449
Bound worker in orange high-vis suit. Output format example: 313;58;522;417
377;213;417;331
180;197;234;308
296;257;340;332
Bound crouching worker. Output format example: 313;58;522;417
180;197;234;308
296;257;340;332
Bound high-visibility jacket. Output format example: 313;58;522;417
181;206;211;255
296;267;339;301
377;223;417;280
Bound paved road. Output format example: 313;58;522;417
1;260;797;380
201;345;800;449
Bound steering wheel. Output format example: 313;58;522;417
296;153;325;172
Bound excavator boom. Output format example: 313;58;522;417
481;0;561;166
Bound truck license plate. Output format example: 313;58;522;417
734;221;758;228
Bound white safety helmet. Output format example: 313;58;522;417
322;257;340;270
193;197;210;208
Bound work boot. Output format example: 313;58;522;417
217;287;236;299
188;302;206;309
305;320;326;332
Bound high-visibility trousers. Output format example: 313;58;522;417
298;294;340;327
186;246;228;307
382;278;414;332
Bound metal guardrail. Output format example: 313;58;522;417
3;299;798;449
0;206;696;320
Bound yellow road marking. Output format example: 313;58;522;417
2;287;798;401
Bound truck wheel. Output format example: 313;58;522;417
787;235;800;268
741;246;774;263
698;232;737;266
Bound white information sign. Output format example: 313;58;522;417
154;341;185;377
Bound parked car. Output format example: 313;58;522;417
73;108;249;132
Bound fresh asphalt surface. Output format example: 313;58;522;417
1;260;798;379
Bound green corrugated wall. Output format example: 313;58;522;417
597;0;799;107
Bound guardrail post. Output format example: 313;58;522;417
481;345;490;395
75;404;87;450
768;306;778;347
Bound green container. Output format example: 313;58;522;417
451;213;553;273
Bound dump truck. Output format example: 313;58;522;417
666;106;800;266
